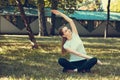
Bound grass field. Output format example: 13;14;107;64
0;35;120;80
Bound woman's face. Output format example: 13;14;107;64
62;27;72;37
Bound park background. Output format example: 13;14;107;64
0;0;120;80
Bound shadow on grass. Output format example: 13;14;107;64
0;47;61;79
0;47;120;79
0;36;120;79
82;38;120;45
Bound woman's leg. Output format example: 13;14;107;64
58;58;76;72
78;57;97;72
71;59;87;72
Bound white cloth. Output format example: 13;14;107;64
63;32;87;62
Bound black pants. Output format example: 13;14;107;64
58;57;97;72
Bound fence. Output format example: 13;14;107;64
0;15;120;37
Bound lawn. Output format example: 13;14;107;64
0;35;120;80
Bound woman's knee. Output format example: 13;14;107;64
91;57;97;63
58;58;67;64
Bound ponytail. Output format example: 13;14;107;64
59;26;67;54
61;37;67;54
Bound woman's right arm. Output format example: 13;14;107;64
51;10;78;34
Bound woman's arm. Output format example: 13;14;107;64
51;10;78;34
65;48;93;59
65;48;103;65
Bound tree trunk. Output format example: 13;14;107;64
23;0;29;7
38;0;48;36
16;0;38;49
50;0;58;35
104;0;111;38
38;4;42;36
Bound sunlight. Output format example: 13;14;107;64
0;36;120;80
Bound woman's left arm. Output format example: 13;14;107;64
51;10;78;34
64;47;93;59
65;48;103;65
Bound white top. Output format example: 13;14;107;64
63;32;87;62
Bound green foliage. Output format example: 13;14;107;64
0;35;120;80
59;0;77;13
0;0;37;6
44;0;51;7
1;0;120;13
0;0;25;6
110;0;120;12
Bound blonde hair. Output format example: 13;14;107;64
59;27;67;54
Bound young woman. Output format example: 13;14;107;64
51;10;103;73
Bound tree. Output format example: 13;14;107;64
50;0;58;35
23;0;29;7
15;0;38;48
104;0;111;38
110;0;120;12
37;0;48;36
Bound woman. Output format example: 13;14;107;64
51;10;103;73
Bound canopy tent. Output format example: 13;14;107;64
69;11;120;21
0;6;120;21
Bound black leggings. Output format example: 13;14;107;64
58;57;97;72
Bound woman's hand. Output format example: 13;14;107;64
97;60;111;65
51;10;61;15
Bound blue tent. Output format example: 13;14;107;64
69;11;120;21
1;6;120;21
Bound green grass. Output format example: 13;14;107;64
0;35;120;80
